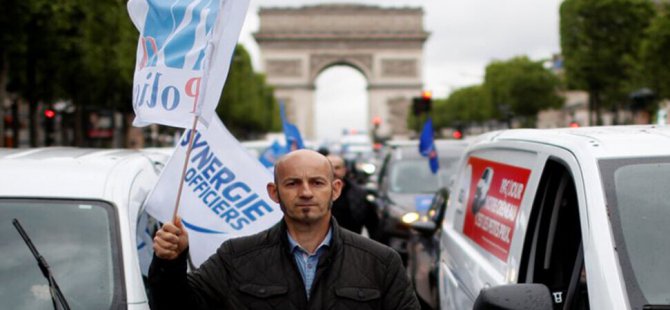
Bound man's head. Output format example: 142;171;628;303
326;154;347;180
267;150;342;226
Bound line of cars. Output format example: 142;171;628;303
392;125;670;310
5;124;669;310
367;139;469;309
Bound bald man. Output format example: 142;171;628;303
148;150;419;309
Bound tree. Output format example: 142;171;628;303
433;85;492;131
560;0;655;125
483;56;563;127
638;3;670;101
217;44;278;139
1;0;138;146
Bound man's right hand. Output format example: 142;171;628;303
153;216;189;260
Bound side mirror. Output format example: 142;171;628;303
473;284;553;310
409;220;437;234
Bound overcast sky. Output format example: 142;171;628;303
237;0;564;140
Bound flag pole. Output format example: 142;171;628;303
172;114;199;223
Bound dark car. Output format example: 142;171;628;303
406;187;449;309
374;140;467;262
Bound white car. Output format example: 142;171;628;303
439;125;670;310
0;147;169;309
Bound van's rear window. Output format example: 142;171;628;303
600;157;670;308
0;199;124;309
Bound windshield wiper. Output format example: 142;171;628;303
13;219;71;310
644;305;670;310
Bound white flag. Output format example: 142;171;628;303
127;0;249;128
144;116;282;266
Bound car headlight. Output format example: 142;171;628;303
401;211;420;224
358;163;376;175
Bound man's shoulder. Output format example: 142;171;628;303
338;228;397;263
219;223;282;257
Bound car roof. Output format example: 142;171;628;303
476;125;670;159
0;147;167;200
386;139;469;159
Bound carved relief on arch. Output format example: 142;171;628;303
309;54;372;82
266;59;303;77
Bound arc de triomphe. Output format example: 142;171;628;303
253;4;429;139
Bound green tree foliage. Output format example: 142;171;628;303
638;3;670;101
560;0;655;124
432;85;492;130
1;0;137;145
217;45;279;139
483;56;563;127
1;1;277;146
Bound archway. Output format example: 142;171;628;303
314;65;368;141
254;4;428;139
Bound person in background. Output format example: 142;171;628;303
327;154;380;239
148;149;419;309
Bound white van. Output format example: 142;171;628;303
0;148;168;309
438;125;670;309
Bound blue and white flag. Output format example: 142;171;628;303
279;101;304;152
259;140;285;168
419;118;439;174
144;115;282;266
127;0;249;128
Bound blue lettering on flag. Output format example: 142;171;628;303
181;130;276;231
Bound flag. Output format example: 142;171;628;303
127;0;250;129
279;101;305;151
419;118;439;174
143;115;282;266
259;140;286;168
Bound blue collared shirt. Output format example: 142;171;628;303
287;228;332;299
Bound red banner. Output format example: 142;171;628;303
462;157;531;261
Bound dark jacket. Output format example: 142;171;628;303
332;178;379;237
149;219;419;310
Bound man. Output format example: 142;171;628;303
327;154;379;238
149;149;419;309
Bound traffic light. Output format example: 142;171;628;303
44;109;56;119
44;108;56;146
412;90;432;115
453;124;464;140
372;116;382;129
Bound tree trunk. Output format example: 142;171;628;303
0;53;7;148
27;19;38;147
74;105;83;146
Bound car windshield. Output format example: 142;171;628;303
599;157;670;307
390;157;461;194
0;199;123;309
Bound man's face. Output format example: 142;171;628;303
327;155;347;180
269;150;342;225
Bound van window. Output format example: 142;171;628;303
519;160;588;309
0;199;124;309
600;157;670;308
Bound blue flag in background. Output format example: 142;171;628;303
419;118;439;174
280;101;305;152
259;140;286;168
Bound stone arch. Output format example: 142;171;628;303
309;56;373;84
254;4;429;139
